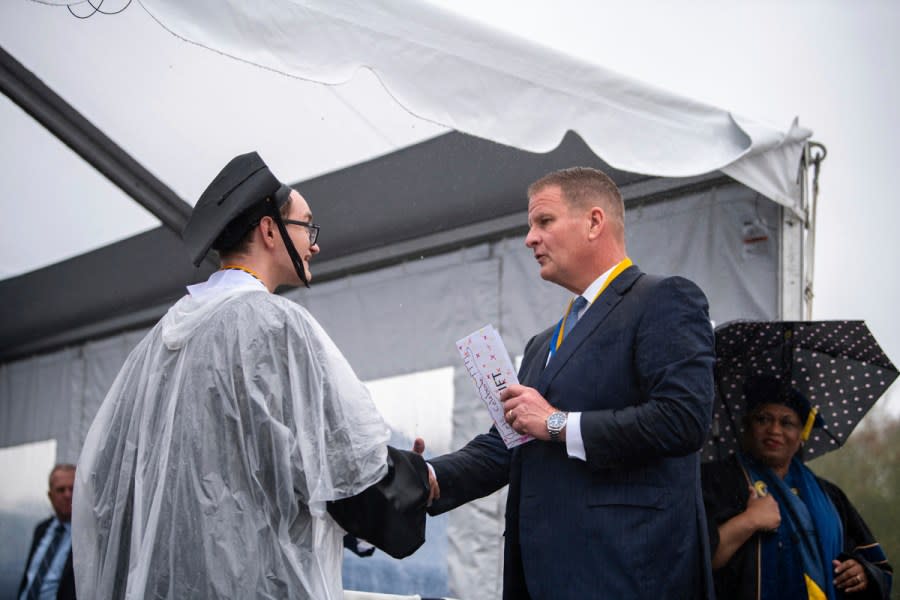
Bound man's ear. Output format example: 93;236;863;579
587;206;606;240
258;215;278;249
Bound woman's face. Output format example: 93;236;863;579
745;403;804;474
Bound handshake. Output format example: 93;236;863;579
326;437;440;559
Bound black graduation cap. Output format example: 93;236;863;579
182;152;291;267
744;374;825;440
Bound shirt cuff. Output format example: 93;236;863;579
565;412;586;461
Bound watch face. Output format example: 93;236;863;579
548;412;566;430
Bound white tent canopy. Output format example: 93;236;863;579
0;2;815;598
141;0;809;210
1;0;809;280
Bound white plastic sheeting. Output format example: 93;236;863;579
135;0;810;215
74;276;390;599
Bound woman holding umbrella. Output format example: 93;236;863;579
702;375;893;600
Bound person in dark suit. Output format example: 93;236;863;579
19;464;76;600
427;167;716;599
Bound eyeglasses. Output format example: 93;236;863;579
283;220;320;245
750;413;801;432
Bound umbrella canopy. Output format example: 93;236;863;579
703;320;898;462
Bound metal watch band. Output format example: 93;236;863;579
547;411;567;441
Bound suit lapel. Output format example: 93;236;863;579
536;265;644;395
518;326;555;387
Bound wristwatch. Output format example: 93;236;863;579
546;411;568;442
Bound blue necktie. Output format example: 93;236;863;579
25;522;65;600
562;296;589;341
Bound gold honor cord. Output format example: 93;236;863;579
551;257;634;354
804;573;827;600
801;406;819;441
221;264;265;284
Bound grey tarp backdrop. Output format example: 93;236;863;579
1;1;814;598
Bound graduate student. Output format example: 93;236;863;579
73;152;433;599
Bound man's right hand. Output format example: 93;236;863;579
413;437;440;505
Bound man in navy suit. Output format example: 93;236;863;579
19;464;76;600
427;167;716;599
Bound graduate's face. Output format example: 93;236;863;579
48;468;75;522
745;403;803;474
525;185;593;294
281;191;320;284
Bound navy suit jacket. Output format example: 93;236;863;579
18;517;77;600
429;266;716;599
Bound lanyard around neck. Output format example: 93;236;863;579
548;257;633;359
221;264;264;283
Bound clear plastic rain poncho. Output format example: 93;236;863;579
73;271;390;599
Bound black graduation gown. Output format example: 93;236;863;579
327;446;430;559
701;454;893;600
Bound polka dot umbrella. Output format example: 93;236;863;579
703;320;898;462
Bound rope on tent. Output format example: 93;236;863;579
39;0;134;20
808;141;827;200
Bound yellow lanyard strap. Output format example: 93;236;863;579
552;257;633;353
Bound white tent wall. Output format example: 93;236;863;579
0;182;781;598
0;330;150;461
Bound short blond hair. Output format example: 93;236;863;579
528;167;624;229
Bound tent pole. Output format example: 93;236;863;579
0;45;194;237
803;141;827;320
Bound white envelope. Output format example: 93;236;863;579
456;324;533;448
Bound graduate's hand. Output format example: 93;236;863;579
745;485;781;532
833;558;867;593
501;384;555;440
413;437;440;505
